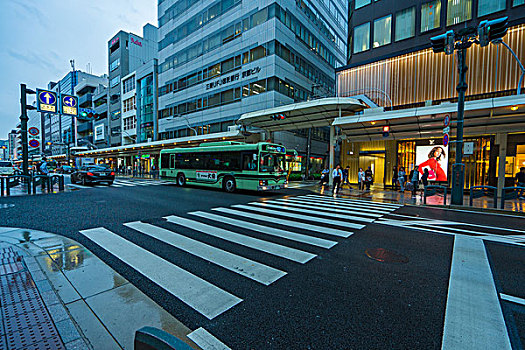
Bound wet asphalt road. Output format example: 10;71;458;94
0;182;523;349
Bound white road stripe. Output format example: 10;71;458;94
188;327;231;350
301;197;400;211
67;184;90;189
110;184;123;188
232;204;366;230
79;227;242;320
190;211;336;249
500;293;525;306
164;215;316;263
271;199;382;218
212;207;352;238
113;180;135;187
441;235;511;350
124;221;286;285
250;202;376;223
304;195;401;209
280;197;387;215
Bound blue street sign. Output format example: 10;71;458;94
36;89;58;113
443;133;449;147
61;94;78;116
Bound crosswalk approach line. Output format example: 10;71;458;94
251;201;378;222
304;195;401;209
113;180;135;187
212;207;353;238
189;211;337;249
276;197;386;216
188;327;231;350
232;204;367;230
124;221;286;285
79;227;242;320
441;235;512;350
164;215;316;264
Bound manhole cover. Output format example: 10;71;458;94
0;204;15;209
365;248;409;263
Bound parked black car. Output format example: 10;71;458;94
71;165;115;186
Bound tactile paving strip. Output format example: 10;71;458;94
4;309;53;334
0;262;24;276
2;291;45;318
0;271;35;293
20;336;65;350
0;335;6;350
6;323;61;349
0;282;40;306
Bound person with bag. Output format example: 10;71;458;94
409;165;420;196
364;166;373;190
358;168;365;190
332;164;343;194
398;167;406;192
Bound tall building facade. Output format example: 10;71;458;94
157;0;348;156
336;0;525;191
107;24;157;147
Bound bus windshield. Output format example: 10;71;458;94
259;153;285;173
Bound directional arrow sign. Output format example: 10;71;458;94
36;89;58;113
61;94;78;116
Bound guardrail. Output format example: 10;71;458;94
500;186;525;209
469;185;497;209
1;174;64;197
423;185;448;205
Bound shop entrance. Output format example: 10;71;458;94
359;151;385;187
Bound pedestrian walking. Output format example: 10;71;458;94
392;166;398;191
398;167;406;192
364;166;373;190
342;166;350;188
38;157;50;190
358;168;365;190
332;164;343;194
320;166;330;187
409;165;420;196
516;167;525;199
421;168;429;197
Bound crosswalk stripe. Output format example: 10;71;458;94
164;215;316;264
213;207;352;238
442;235;511;349
250;202;376;223
500;293;525;306
79;227;242;320
190;211;337;249
67;183;90;189
264;200;382;219
277;198;386;216
232;204;366;230
124;221;285;285
113;180;135;187
304;195;401;209
110;184;123;188
188;327;231;350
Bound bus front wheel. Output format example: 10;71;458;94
177;173;186;186
223;176;236;193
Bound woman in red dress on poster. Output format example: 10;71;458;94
418;146;447;181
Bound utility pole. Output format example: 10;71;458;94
20;84;36;177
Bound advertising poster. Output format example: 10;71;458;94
415;144;449;181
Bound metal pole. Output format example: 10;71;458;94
451;47;468;205
305;128;311;179
20;84;30;177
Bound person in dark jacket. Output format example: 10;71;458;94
364;166;373;190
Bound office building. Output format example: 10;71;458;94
8;130;17;160
335;0;525;192
157;0;348;161
93;85;109;149
107;24;157;147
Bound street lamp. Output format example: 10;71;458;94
430;17;508;205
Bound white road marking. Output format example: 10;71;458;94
441;235;512;350
270;199;382;218
276;197;386;216
124;221;286;285
67;184;90;189
164;215;316;263
250;201;376;223
232;204;366;230
286;183;316;189
112;180;135;187
190;211;337;249
500;293;525;306
212;207;352;238
304;194;401;209
79;227;242;320
188;327;231;350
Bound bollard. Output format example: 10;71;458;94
5;179;10;196
33;176;38;194
134;327;192;350
58;176;64;191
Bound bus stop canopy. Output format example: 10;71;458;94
238;97;365;131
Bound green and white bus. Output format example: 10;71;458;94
160;141;288;192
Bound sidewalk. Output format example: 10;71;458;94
290;181;525;213
0;227;198;350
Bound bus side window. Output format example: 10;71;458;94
242;153;257;170
170;154;175;168
161;154;170;169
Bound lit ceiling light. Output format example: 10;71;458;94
511;105;518;111
371;121;376;125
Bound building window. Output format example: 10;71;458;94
110;58;120;71
447;0;472;26
110;76;120;88
123;77;135;94
355;0;371;9
478;0;505;16
123;116;136;131
421;1;441;32
514;0;525;6
353;22;370;53
395;7;415;41
123;96;135;112
373;15;392;48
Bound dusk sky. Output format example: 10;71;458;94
0;0;157;138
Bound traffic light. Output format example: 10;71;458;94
79;111;89;119
478;17;508;47
430;30;455;55
382;125;390;138
270;113;286;121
